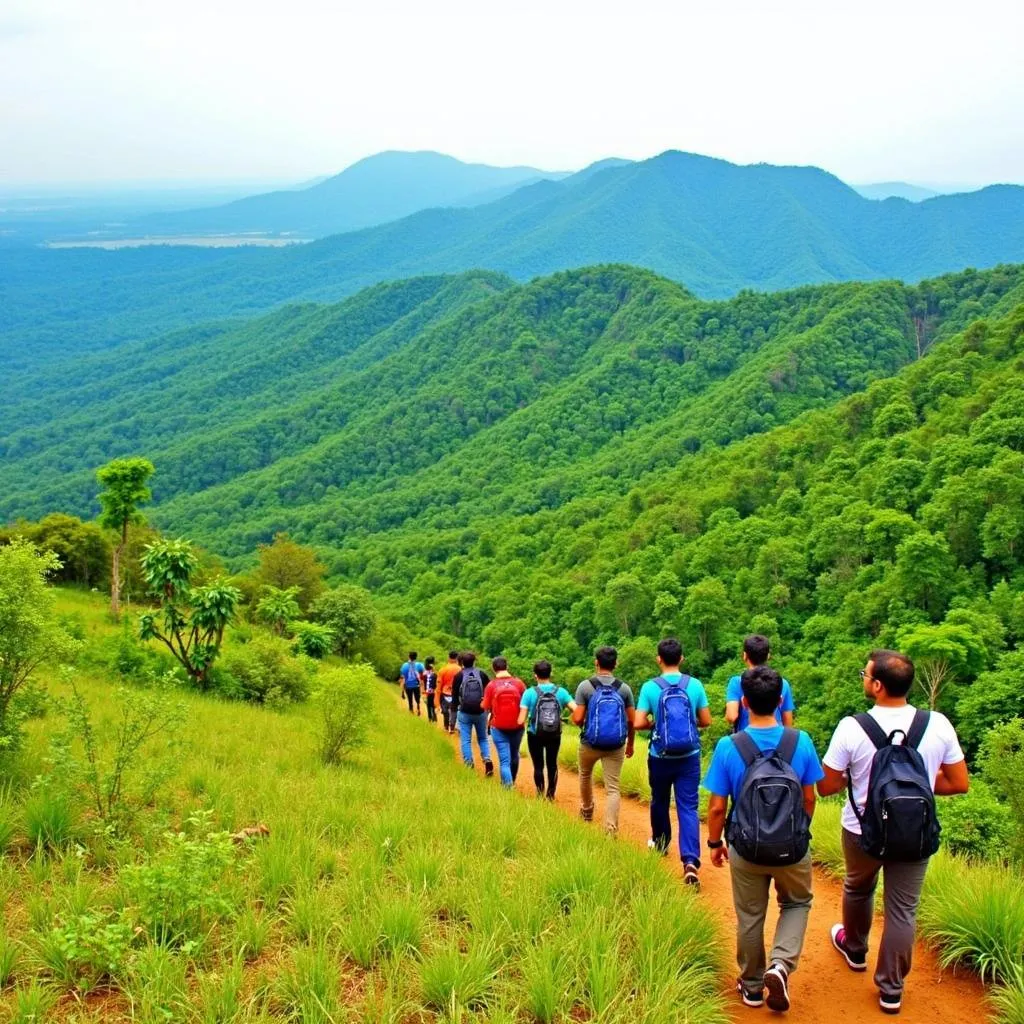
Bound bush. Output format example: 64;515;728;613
216;634;315;706
314;663;374;765
310;585;376;656
980;718;1024;861
939;781;1016;861
37;912;134;992
290;621;334;660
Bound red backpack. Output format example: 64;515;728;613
490;678;524;730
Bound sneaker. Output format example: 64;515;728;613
764;963;790;1013
736;980;764;1008
683;862;700;888
579;807;594;822
879;994;902;1015
830;924;867;971
484;760;494;777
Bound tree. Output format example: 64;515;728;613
897;622;986;710
894;532;955;618
255;586;301;636
253;534;326;613
311;585;378;656
4;514;111;588
604;572;647;635
138;539;240;689
97;457;154;618
0;539;78;749
682;577;730;657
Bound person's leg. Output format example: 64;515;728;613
545;735;560;799
405;687;414;713
730;852;772;998
875;857;930;1003
578;743;598;821
527;732;546;794
674;754;702;868
508;728;523;783
768;853;814;975
472;712;492;765
443;697;454;732
491;728;513;787
648;757;672;852
841;828;882;963
413;686;421;714
600;746;626;834
426;693;435;722
457;711;475;767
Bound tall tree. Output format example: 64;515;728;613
96;457;154;618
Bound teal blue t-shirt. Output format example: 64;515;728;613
726;675;795;731
702;725;823;803
520;683;573;734
636;672;708;759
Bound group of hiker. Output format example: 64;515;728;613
396;635;969;1017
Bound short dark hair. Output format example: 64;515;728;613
408;651;417;661
461;651;476;668
533;659;552;679
595;645;618;671
425;657;435;668
741;665;783;716
492;656;508;672
743;634;771;665
448;650;459;660
657;637;683;667
870;649;915;698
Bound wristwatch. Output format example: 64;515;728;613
706;838;724;849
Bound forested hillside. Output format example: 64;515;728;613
4;265;1022;551
4;151;1023;372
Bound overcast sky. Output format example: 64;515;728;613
1;0;1022;187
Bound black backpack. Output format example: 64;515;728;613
534;687;562;736
726;729;810;866
849;710;941;862
459;668;485;714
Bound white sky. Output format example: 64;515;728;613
1;0;1022;186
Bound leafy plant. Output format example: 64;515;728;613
36;911;134;992
96;456;154;619
314;663;374;765
289;620;334;659
255;585;301;636
217;634;315;706
940;781;1017;861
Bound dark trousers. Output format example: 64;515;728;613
648;754;702;867
527;731;561;797
440;695;455;730
404;686;421;712
425;692;437;722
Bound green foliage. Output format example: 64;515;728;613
217;633;315;706
288;620;334;659
252;533;326;613
0;513;111;588
96;458;154;536
138;538;240;687
314;663;374;765
979;719;1024;861
310;584;376;655
254;584;300;635
23;789;76;850
939;781;1017;861
37;911;134;992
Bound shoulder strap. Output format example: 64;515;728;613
776;727;800;765
654;676;669;691
854;712;889;750
906;709;930;750
730;731;760;767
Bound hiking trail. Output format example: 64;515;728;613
443;728;989;1024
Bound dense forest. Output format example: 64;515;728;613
4;151;1024;373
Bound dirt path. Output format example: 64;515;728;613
438;723;988;1023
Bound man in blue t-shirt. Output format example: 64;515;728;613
704;665;823;1015
725;634;794;732
397;651;424;716
633;637;711;887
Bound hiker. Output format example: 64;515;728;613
452;651;494;776
482;657;526;788
437;650;460;734
397;651;424;715
704;665;823;1013
633;637;711;886
725;634;795;732
423;657;438;723
519;660;576;799
818;649;969;1016
572;646;635;835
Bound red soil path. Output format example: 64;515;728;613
439;723;989;1023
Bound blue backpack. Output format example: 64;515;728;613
581;677;629;750
652;675;700;756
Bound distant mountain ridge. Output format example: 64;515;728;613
128;151;570;239
854;181;942;202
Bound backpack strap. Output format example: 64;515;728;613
776;727;800;765
730;730;761;767
905;709;931;750
854;712;889;750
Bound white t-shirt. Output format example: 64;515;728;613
823;705;965;835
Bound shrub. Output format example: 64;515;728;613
217;634;315;706
290;620;335;659
980;718;1024;861
36;912;134;992
310;585;376;656
314;663;374;765
939;780;1016;861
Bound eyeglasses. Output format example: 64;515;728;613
859;669;873;682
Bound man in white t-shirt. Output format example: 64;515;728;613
818;649;968;1016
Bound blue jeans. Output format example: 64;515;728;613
490;727;524;788
648;754;701;867
457;711;491;767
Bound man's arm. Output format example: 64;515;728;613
725;701;740;726
782;711;795;727
518;704;529;728
697;707;712;729
706;794;729;866
934;760;969;796
625;708;636;758
802;784;816;820
817;764;847;798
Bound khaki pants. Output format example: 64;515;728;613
730;850;813;994
578;743;625;834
